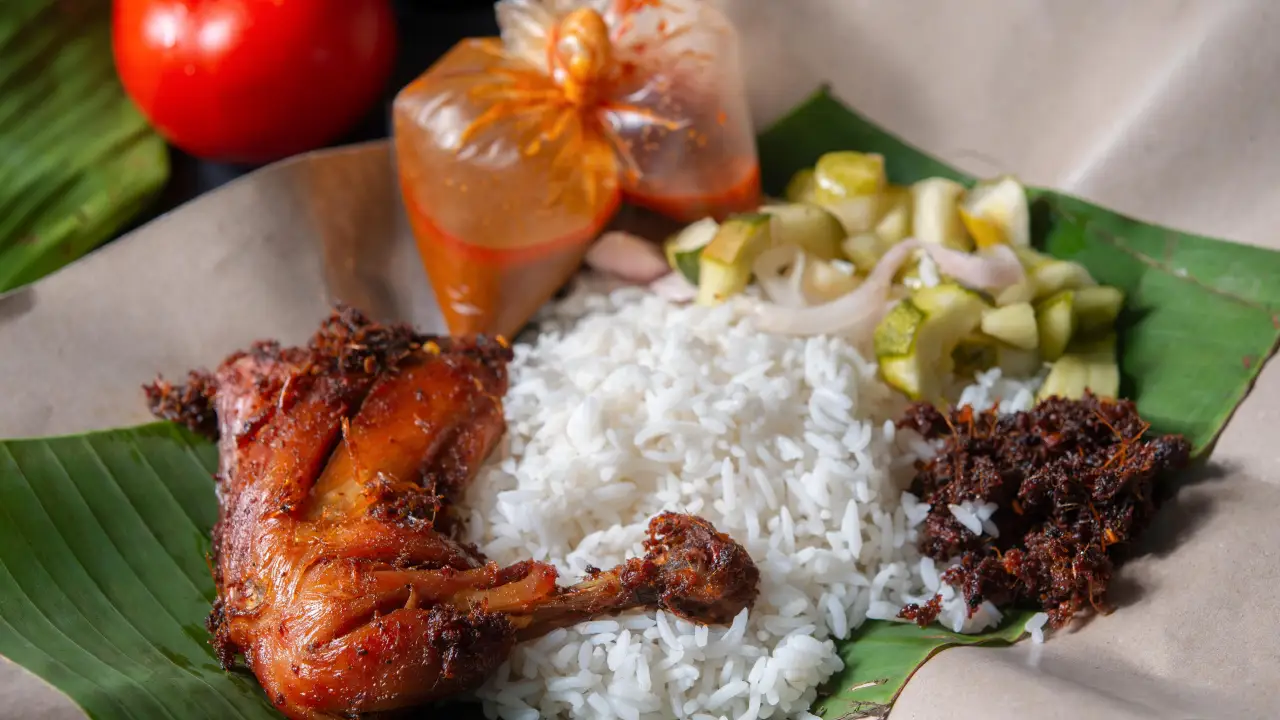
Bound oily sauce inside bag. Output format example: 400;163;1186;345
393;0;760;336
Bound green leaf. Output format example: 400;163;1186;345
812;610;1036;720
0;0;170;292
0;424;278;719
758;87;1280;454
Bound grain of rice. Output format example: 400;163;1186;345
585;693;611;716
948;503;983;536
1025;612;1050;644
580;621;620;635
706;680;748;708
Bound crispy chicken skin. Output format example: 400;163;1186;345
145;307;759;719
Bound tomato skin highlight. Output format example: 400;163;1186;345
112;0;397;164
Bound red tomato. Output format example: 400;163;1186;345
113;0;397;164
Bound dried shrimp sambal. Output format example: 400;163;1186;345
897;392;1191;629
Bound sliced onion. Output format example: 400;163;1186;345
649;271;698;303
584;231;671;284
752;244;810;308
755;239;921;338
920;243;1024;292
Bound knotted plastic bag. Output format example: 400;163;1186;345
393;0;759;336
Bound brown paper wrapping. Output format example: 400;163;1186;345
2;2;1276;717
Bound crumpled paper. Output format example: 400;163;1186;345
2;1;1277;717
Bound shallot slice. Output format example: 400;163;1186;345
920;243;1024;292
754;239;1027;339
584;231;671;284
755;239;921;338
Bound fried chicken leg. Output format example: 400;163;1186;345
145;308;759;719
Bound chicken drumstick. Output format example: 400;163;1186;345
145;308;759;719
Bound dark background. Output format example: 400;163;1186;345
131;0;500;232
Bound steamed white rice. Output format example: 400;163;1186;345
461;281;1041;720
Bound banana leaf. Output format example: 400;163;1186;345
0;0;169;292
3;88;1280;720
0;424;276;719
811;613;1034;720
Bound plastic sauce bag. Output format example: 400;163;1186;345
393;0;760;337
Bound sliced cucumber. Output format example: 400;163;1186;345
874;186;913;243
1037;334;1119;401
980;302;1039;350
874;301;927;358
1035;290;1076;361
875;283;990;401
911;177;973;251
993;248;1051;305
1069;332;1117;360
1036;355;1089;401
697;214;772;306
1013;245;1051;270
664;217;718;284
759;203;845;260
958;175;1031;248
1072;285;1124;338
1087;361;1120;399
802;258;860;303
953;335;997;377
995;280;1036;306
785;168;817;203
1070;333;1120;397
1007;246;1100;303
1029;258;1094;300
911;282;987;315
825;194;888;234
841;232;888;273
813;151;886;203
995;344;1044;377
